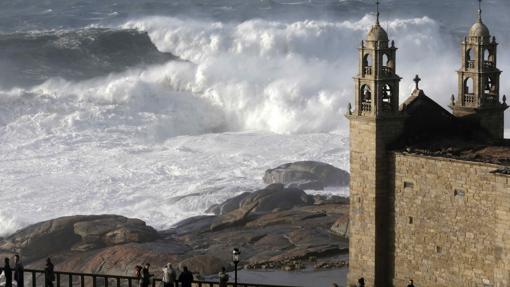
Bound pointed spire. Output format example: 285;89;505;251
477;0;483;22
376;0;380;25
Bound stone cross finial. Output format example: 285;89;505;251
451;94;456;106
347;102;352;115
376;0;380;24
413;75;421;90
503;94;507;105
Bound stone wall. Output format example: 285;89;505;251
392;153;510;287
347;116;405;287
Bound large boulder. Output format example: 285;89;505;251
263;161;349;190
206;192;251;215
208;184;314;217
241;184;314;213
209;184;313;230
1;215;159;261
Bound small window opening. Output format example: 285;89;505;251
454;189;465;197
404;181;414;189
408;217;413;224
436;246;442;254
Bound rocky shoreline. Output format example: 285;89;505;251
0;161;350;279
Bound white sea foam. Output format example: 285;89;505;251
1;14;509;236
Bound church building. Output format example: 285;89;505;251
346;1;509;286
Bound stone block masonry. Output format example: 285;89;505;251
392;153;510;287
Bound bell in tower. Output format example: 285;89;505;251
451;0;508;139
353;0;401;118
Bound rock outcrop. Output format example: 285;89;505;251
263;161;349;190
1;215;158;261
0;187;349;277
207;184;314;216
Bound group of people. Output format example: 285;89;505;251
135;263;229;287
0;255;24;287
0;255;55;287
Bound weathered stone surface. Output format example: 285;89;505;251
206;192;250;215
240;183;314;213
209;184;314;219
209;201;258;231
263;161;349;190
0;215;158;261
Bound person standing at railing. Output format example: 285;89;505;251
178;266;193;287
1;258;13;287
162;263;177;287
141;263;153;287
135;265;143;287
218;267;229;287
44;257;55;287
14;255;24;287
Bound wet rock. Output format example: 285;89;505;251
1;215;158;261
263;161;349;190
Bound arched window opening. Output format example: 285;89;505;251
360;84;372;112
484;77;494;94
466;48;474;69
464;78;475;105
382;84;393;112
382;53;393;75
484;48;490;61
483;48;495;69
464;78;474;94
363;54;372;76
361;85;372;102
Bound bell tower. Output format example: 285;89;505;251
451;0;508;139
346;1;405;286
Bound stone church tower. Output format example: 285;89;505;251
451;1;508;139
346;1;510;287
346;3;405;286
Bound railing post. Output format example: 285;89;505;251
68;274;72;287
56;273;61;287
128;278;132;287
104;276;109;287
92;275;97;287
32;271;36;287
116;277;121;287
80;274;85;287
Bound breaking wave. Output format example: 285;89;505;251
0;28;175;88
1;15;478;139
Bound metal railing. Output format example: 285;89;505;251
13;269;301;287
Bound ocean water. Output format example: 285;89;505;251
0;0;509;236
